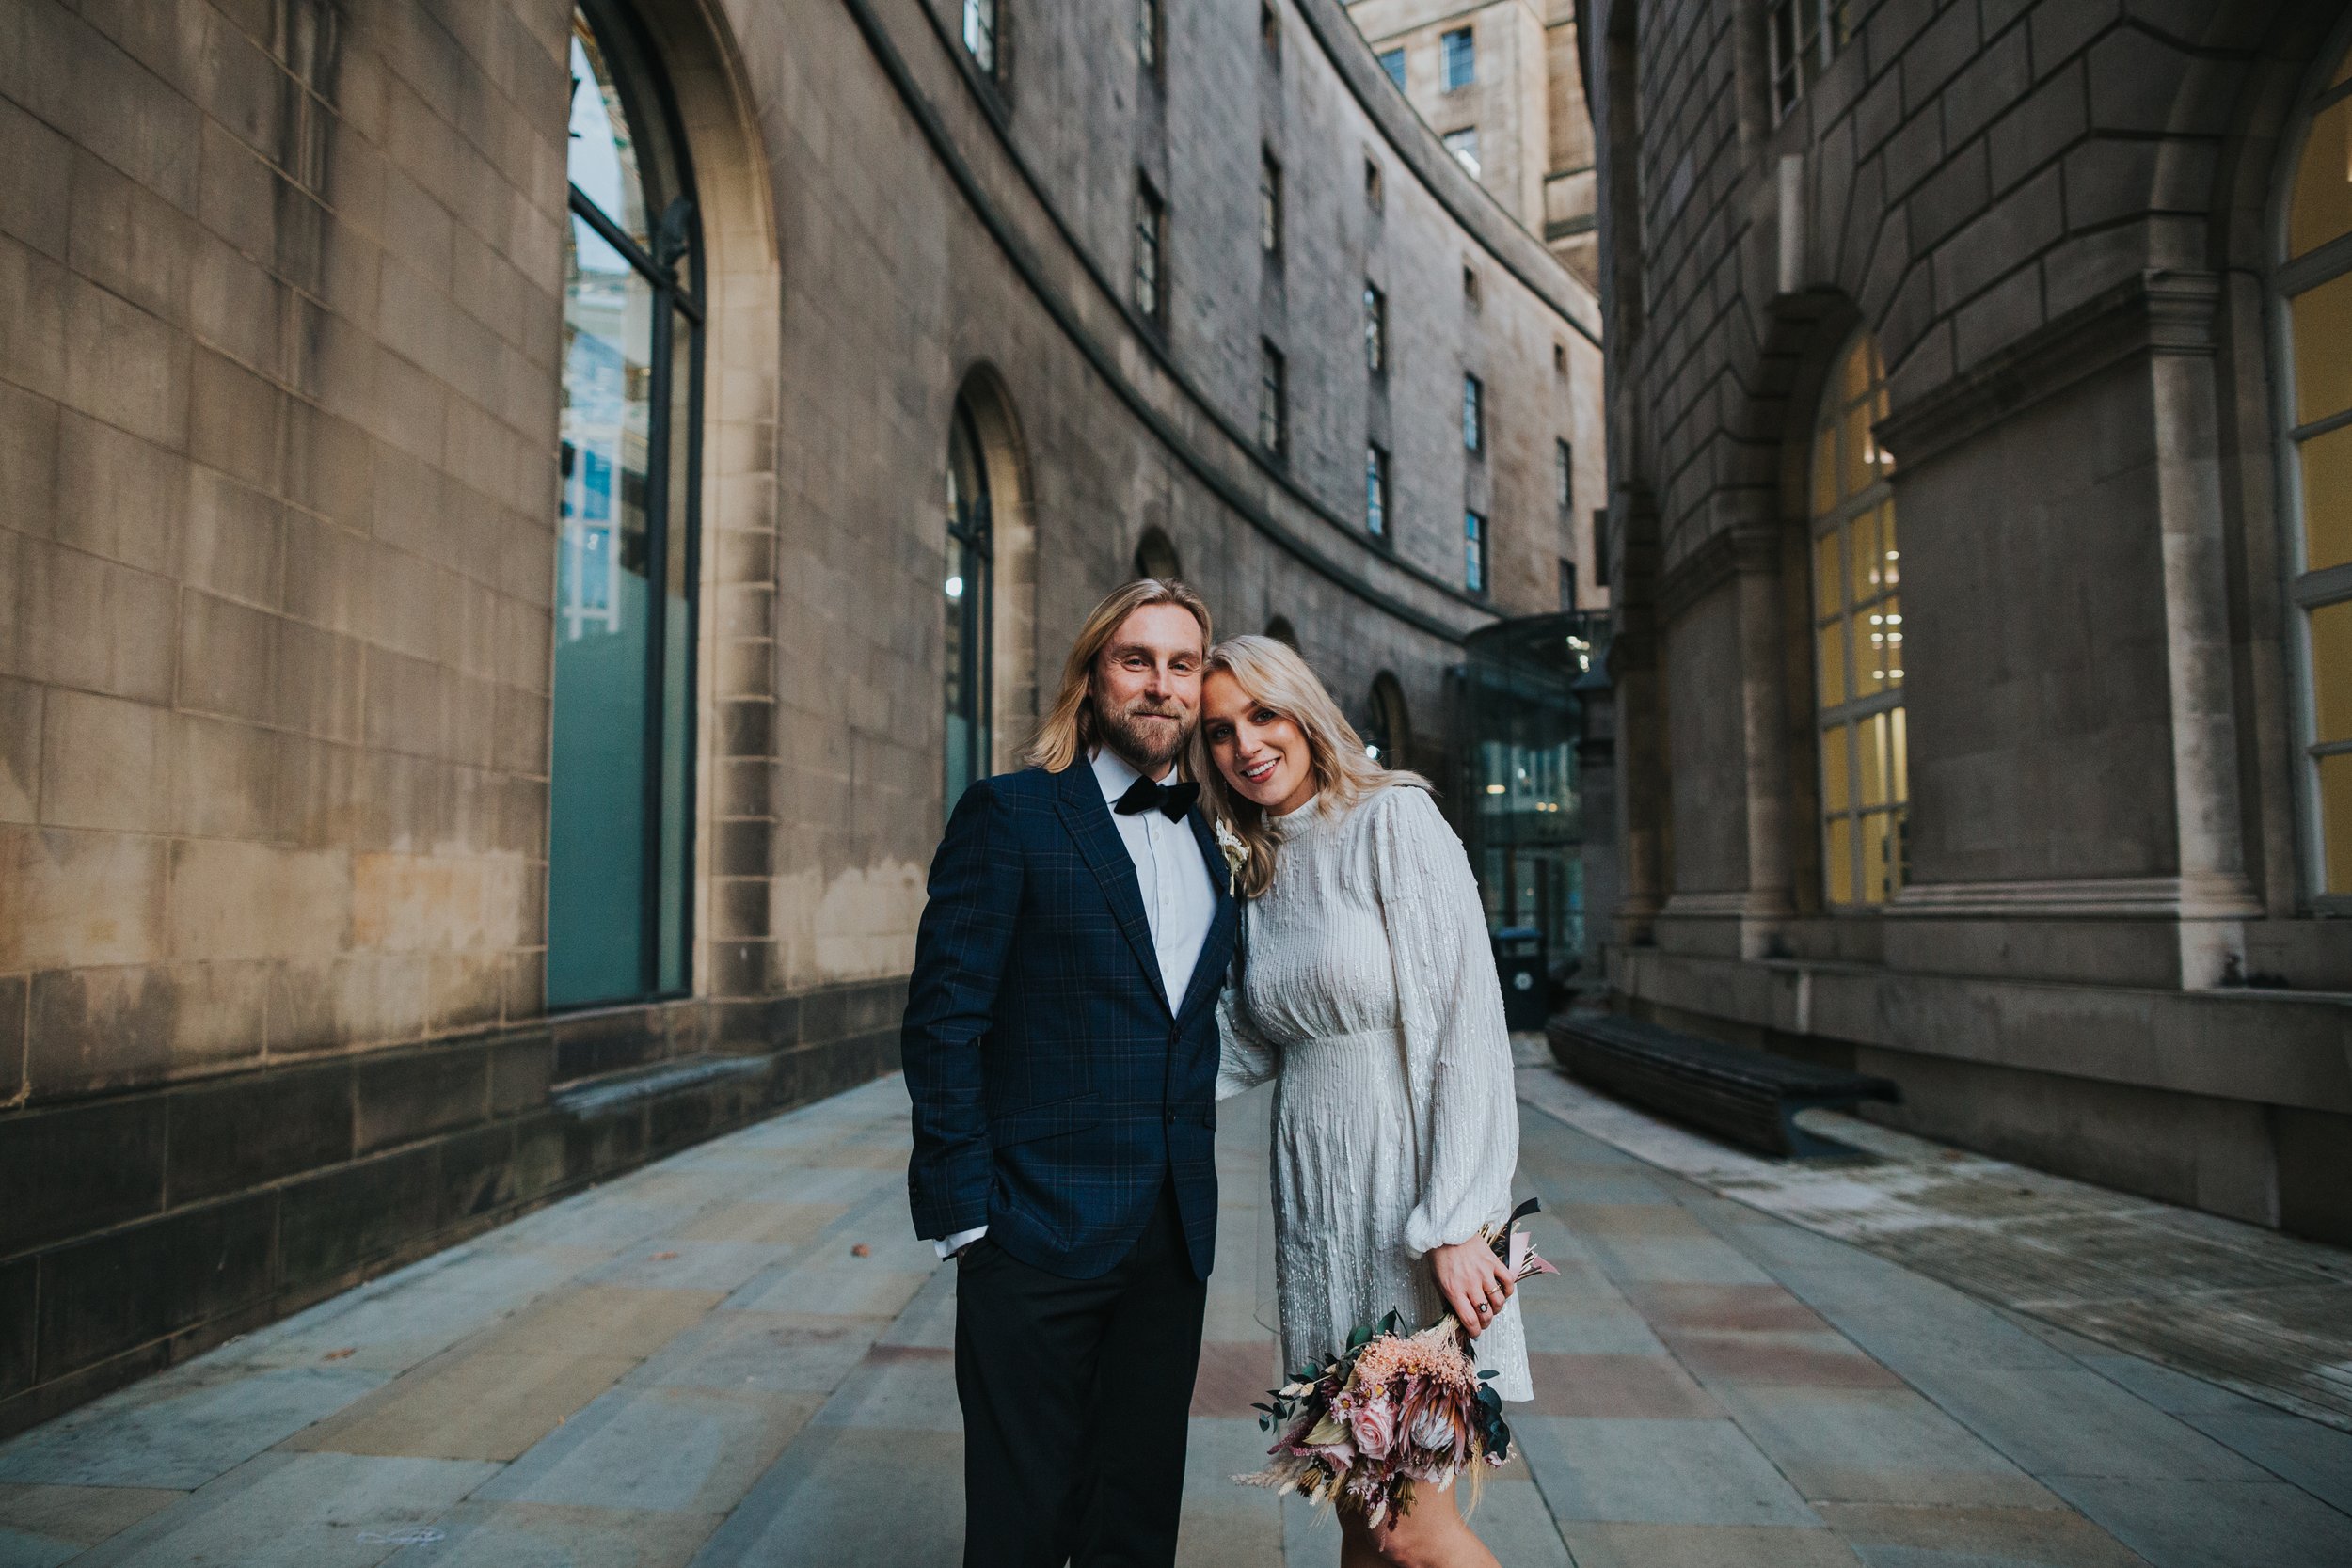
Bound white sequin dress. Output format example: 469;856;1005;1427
1216;784;1531;1402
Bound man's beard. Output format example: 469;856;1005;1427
1094;695;1191;772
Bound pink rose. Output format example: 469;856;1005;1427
1347;1393;1399;1459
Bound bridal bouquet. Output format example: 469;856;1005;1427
1235;1199;1558;1527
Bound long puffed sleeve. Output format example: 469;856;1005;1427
1366;786;1519;1258
1215;933;1281;1101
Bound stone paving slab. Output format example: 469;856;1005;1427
3;1068;2349;1564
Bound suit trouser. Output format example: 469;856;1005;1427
954;1184;1207;1568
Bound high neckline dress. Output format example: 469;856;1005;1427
1217;784;1532;1402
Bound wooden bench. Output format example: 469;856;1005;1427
1545;1011;1899;1158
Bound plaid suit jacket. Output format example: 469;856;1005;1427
901;761;1238;1280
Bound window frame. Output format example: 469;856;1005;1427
1364;281;1386;374
1809;332;1907;911
1261;147;1283;258
1555;438;1574;514
944;397;993;815
550;0;706;1008
1136;0;1160;75
1464;509;1488;594
1366;442;1390;540
1462;373;1485;453
962;0;1000;79
1377;47;1406;91
1440;25;1474;91
1260;338;1288;459
1443;126;1480;178
2269;27;2352;911
1133;173;1166;326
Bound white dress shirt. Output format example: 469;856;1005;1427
938;747;1219;1259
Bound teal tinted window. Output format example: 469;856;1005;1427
945;401;993;812
549;2;701;1006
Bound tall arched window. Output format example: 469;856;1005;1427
1365;673;1410;766
945;398;993;811
2279;38;2352;905
1810;334;1905;907
548;1;703;1007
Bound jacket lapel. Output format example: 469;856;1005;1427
1172;806;1239;1026
1054;763;1172;1017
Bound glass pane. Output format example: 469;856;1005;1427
2322;752;2352;895
1855;607;1887;696
1820;722;1850;813
1860;812;1889;904
2290;270;2352;427
550;213;658;1006
1813;530;1841;618
1824;815;1855;905
2312;598;2352;744
945;407;991;810
1849;508;1882;600
1880;503;1900;588
2289;93;2352;260
1882;593;1903;685
656;309;694;994
2299;421;2352;573
1858;710;1886;807
1889;704;1909;803
569;17;649;247
1818;621;1846;706
1840;403;1874;499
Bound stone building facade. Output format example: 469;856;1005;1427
1349;0;1602;290
1585;0;2351;1241
0;0;1601;1432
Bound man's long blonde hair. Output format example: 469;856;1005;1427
1193;636;1427;899
1025;578;1215;773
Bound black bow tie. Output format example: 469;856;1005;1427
1114;776;1200;821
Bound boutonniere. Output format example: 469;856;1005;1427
1213;820;1248;896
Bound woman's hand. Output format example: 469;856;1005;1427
1430;1238;1515;1337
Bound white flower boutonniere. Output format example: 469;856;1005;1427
1213;820;1248;895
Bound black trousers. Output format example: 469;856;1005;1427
954;1184;1207;1568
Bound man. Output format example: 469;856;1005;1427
902;578;1235;1568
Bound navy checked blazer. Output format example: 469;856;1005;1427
901;761;1238;1280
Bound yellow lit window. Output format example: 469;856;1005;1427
2282;40;2352;900
1810;334;1907;907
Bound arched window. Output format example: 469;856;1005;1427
1810;334;1905;907
2279;38;2352;904
1135;527;1181;581
945;397;993;811
548;0;703;1006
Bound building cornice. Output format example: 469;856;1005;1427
1655;519;1779;625
1885;873;2263;921
1876;271;2223;473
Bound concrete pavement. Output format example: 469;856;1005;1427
4;1065;2350;1565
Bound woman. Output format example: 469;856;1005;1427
1199;636;1527;1568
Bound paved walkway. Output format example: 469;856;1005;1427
5;1066;2351;1566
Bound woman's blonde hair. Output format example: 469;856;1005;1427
1193;635;1427;898
1025;578;1215;773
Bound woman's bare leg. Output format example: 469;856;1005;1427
1338;1483;1501;1568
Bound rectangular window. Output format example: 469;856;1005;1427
1378;47;1406;90
962;0;998;75
1260;340;1287;458
1462;374;1484;452
1443;127;1480;178
1441;26;1474;90
1465;510;1487;594
1366;444;1389;538
1594;507;1610;587
1559;557;1577;611
1365;158;1384;211
1136;0;1159;72
1555;439;1573;512
1462;264;1480;308
1134;176;1164;324
1261;149;1282;256
1364;282;1386;373
1767;0;1857;120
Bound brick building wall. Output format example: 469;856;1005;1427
0;0;1601;1433
1587;0;2352;1243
